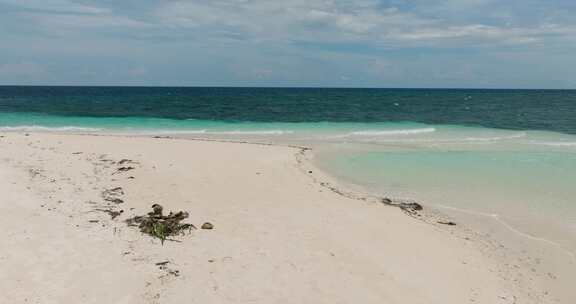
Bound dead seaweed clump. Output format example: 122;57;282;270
381;198;423;215
126;204;196;244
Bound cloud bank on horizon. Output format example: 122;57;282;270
0;0;575;88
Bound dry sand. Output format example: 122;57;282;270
0;133;559;303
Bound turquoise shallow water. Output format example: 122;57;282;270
0;111;447;135
307;126;576;256
320;150;576;222
2;112;575;234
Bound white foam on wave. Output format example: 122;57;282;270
462;132;527;142
348;128;437;136
531;141;576;147
324;130;530;145
139;129;294;136
135;129;208;135
0;126;296;136
207;130;294;135
0;125;102;132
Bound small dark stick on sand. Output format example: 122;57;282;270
437;221;457;226
113;166;135;174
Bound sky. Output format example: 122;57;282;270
0;0;575;88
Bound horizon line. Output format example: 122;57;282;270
0;85;574;91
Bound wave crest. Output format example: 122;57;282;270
463;132;527;142
0;125;102;132
532;141;576;147
141;129;294;136
349;128;437;136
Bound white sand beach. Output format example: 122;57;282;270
0;132;560;303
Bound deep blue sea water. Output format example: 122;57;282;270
1;86;575;255
0;86;575;134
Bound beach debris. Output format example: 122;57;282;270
399;202;423;213
149;203;163;217
161;267;180;277
105;198;124;204
98;154;115;163
201;222;214;230
155;261;181;277
102;187;124;197
437;221;457;226
114;166;135;174
381;198;423;214
96;208;124;220
118;159;138;165
101;187;125;204
28;168;43;178
382;198;393;204
126;204;196;244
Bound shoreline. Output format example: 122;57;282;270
308;146;576;304
0;131;565;303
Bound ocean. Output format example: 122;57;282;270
1;86;575;259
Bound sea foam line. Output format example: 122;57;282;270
0;125;102;132
463;132;527;142
325;128;437;139
208;130;294;135
137;129;294;136
350;128;436;136
531;141;576;147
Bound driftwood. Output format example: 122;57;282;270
437;221;457;226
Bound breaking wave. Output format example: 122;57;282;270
462;132;527;142
348;128;437;136
137;129;294;136
532;141;576;147
0;125;102;132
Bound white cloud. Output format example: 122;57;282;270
30;13;151;29
1;0;150;36
0;0;110;14
1;0;576;87
151;0;576;47
153;0;435;43
4;0;575;48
